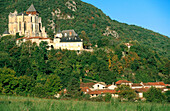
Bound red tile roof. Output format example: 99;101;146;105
88;89;117;95
165;84;170;86
59;88;67;94
116;80;132;85
16;37;27;40
80;87;91;92
143;82;165;86
132;83;143;87
16;37;50;40
135;88;149;92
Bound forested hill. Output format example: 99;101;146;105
0;0;170;97
0;0;169;57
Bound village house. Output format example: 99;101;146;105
55;80;169;99
141;82;166;88
134;88;149;98
16;29;83;51
116;80;133;87
131;83;143;89
92;82;107;90
106;84;117;90
88;89;119;98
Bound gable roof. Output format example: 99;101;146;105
135;88;149;92
132;83;143;87
80;87;91;92
27;4;37;12
116;80;132;85
143;82;165;86
88;89;117;95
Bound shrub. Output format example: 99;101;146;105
144;87;166;102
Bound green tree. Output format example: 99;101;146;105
116;85;136;101
144;87;166;102
45;74;62;96
67;77;81;98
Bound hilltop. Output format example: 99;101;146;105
0;0;169;58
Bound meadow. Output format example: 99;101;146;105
0;95;169;111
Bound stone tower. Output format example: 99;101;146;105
8;4;47;38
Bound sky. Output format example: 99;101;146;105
81;0;170;37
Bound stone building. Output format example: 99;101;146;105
7;4;47;38
16;29;83;51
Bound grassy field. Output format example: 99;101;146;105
0;95;169;111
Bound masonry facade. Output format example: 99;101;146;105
8;4;47;38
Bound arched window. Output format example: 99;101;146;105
24;21;26;32
19;22;21;31
31;16;32;22
32;24;33;31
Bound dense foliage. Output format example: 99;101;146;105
116;85;136;101
0;0;169;58
0;0;169;100
144;87;167;103
0;35;169;99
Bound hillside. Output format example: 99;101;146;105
0;0;170;98
0;0;169;58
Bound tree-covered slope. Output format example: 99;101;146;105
0;0;169;58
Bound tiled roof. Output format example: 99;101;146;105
132;83;143;87
143;82;165;86
80;87;91;92
88;89;117;95
135;88;149;92
165;84;170;86
116;80;132;85
16;37;27;40
80;82;95;88
16;37;50;40
124;43;133;46
59;88;67;94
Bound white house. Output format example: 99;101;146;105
92;82;106;90
106;84;117;90
131;83;143;89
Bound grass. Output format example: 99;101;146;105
0;95;169;111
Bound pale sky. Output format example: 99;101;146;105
82;0;170;37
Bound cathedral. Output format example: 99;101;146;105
5;4;83;51
7;4;47;38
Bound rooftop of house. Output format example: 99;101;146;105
116;80;132;85
16;37;49;40
132;83;143;87
143;82;165;86
80;87;91;92
135;88;149;92
88;89;117;95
